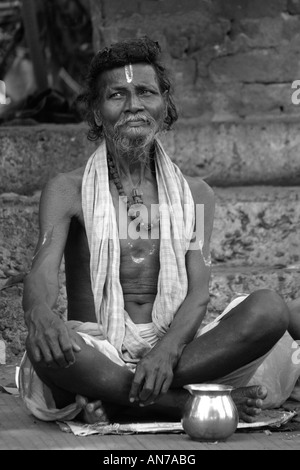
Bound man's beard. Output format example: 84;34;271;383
102;113;163;163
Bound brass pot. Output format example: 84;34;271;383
181;384;239;441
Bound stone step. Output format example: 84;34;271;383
208;264;300;324
212;186;300;267
1;118;300;193
1;186;299;278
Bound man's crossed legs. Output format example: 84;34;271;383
25;289;291;424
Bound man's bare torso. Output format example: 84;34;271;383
54;162;206;326
63;166;161;325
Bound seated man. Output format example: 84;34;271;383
18;37;300;424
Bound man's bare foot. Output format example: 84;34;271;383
76;395;110;424
231;385;268;423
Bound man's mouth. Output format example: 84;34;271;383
125;120;148;127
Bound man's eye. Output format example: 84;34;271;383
110;92;123;99
139;89;152;96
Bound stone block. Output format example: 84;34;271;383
208;84;243;119
0;193;40;278
0;124;97;194
231;17;284;49
167;118;300;185
171;59;197;88
281;14;300;41
240;83;297;116
139;0;206;16
173;91;213;120
1;120;300;192
212;187;300;267
287;0;300;14
101;0;140;19
215;0;287;20
207;265;299;323
97;0;215;19
209;47;300;84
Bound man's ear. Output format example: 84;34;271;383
162;90;169;110
162;90;169;119
94;110;102;126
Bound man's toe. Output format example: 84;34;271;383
243;385;268;399
246;398;263;408
76;395;88;407
245;406;261;416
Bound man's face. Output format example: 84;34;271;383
96;63;166;148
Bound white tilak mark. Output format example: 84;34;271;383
131;256;145;264
199;240;212;267
125;64;133;83
31;229;53;262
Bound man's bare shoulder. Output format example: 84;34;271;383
40;166;85;219
184;176;215;246
184;175;215;208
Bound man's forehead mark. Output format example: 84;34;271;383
124;64;133;83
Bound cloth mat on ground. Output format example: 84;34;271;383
57;409;297;437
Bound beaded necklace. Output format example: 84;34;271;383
107;152;158;232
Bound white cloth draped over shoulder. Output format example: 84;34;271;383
81;139;195;366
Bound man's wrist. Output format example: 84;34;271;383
156;336;186;363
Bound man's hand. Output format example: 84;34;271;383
25;304;81;368
129;347;179;406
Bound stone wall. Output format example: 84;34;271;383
89;0;300;121
1;119;300;194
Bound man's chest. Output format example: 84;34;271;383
109;180;160;243
73;183;161;263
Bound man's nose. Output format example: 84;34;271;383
125;93;144;112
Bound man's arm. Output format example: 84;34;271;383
129;178;215;404
287;297;300;340
23;173;81;368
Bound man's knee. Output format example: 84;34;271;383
25;336;48;374
25;336;37;365
240;289;289;341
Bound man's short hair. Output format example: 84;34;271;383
76;36;178;141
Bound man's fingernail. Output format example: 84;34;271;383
129;398;135;403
